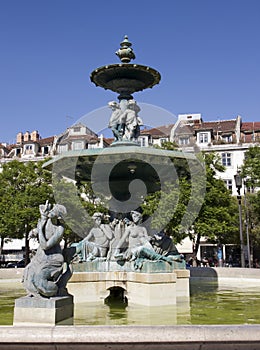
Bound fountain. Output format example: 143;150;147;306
3;36;260;349
13;36;205;325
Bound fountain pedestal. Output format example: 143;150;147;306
13;295;74;326
68;262;189;306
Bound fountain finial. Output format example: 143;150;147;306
115;35;136;63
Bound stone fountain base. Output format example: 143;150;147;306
68;261;189;306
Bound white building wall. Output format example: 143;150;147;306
204;143;253;195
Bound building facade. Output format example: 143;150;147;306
139;114;259;196
0;123;109;165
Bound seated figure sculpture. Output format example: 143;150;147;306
150;231;182;258
113;210;153;261
114;211;184;269
106;217;125;260
23;201;72;298
70;211;184;270
74;212;113;261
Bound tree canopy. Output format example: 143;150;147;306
242;145;260;252
242;145;260;187
0;160;53;254
142;146;239;255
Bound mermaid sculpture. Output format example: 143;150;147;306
23;201;72;298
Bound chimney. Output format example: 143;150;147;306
24;131;31;142
16;132;23;144
31;130;39;141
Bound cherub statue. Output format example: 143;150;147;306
108;99;143;142
108;101;124;141
121;100;143;141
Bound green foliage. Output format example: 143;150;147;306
193;153;239;252
0;160;53;251
142;150;239;253
153;141;179;150
142;178;195;242
241;146;260;249
242;145;260;187
244;192;260;247
0;158;111;251
53;178;108;243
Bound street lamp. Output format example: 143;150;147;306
244;180;251;268
234;171;245;268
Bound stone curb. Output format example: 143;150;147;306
1;325;260;343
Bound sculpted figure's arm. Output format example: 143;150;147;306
100;224;114;240
84;230;93;241
38;220;64;250
115;227;130;250
138;227;150;244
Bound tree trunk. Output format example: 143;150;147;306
0;237;5;267
193;232;201;266
0;236;4;255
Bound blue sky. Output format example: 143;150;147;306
0;0;259;143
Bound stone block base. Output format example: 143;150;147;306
69;270;189;306
13;295;74;326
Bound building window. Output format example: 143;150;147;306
159;138;168;146
58;144;68;153
139;137;147;147
179;137;189;145
222;135;232;143
24;145;33;154
224;179;233;191
72;141;83;150
43;146;49;155
198;132;209;143
73;126;81;132
222;153;232;166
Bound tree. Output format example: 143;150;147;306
0;160;52;262
241;145;260;262
192;153;239;257
52;178;108;245
242;145;260;188
0;159;109;263
142;149;239;260
244;192;260;249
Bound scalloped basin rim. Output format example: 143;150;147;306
43;146;197;170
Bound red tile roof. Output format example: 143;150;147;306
241;122;260;131
103;138;114;145
141;124;174;137
194;119;237;133
38;136;55;145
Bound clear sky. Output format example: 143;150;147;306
0;0;259;143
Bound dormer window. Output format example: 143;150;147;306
222;134;232;143
179;137;189;145
198;132;209;143
73;126;81;132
